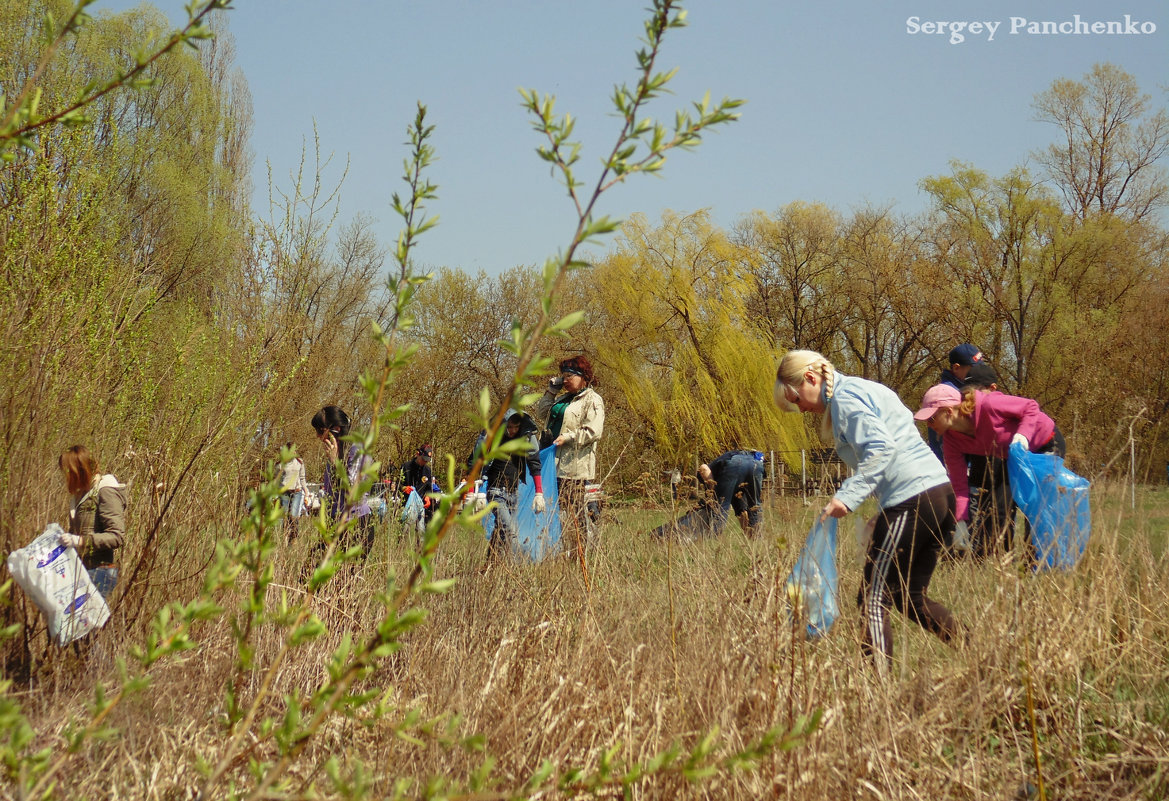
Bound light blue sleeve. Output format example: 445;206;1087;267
832;392;897;512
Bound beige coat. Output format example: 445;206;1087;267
281;457;307;494
535;386;605;481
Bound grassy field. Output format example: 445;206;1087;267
12;481;1169;799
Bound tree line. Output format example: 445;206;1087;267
413;61;1169;486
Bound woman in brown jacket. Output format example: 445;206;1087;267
58;445;127;600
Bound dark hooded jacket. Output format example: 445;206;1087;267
482;415;542;493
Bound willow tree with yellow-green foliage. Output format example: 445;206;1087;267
588;210;808;468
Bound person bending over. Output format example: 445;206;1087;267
776;349;960;666
697;448;765;538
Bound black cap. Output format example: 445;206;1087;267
965;361;1000;389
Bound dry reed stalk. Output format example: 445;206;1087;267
9;482;1169;799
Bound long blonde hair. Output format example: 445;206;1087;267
958;385;979;417
774;349;836;441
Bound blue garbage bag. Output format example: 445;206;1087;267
400;489;423;531
1006;441;1091;570
785;517;839;639
482;445;561;561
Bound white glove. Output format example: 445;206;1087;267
59;533;84;549
533;492;546;514
472;493;488;513
1011;433;1029;449
952;520;971;551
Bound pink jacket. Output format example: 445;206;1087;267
943;390;1056;521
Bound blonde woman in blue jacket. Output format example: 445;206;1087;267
775;349;961;664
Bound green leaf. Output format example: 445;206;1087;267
550;310;585;332
477;387;491;420
290;617;326;646
419;578;456;594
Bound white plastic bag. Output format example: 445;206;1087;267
7;523;111;646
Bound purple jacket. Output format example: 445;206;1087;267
943;390;1056;521
323;443;371;520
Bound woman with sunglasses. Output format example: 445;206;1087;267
535;355;605;569
775;349;961;664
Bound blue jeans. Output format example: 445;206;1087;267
486;488;518;558
89;566;118;600
712;451;764;533
281;490;304;517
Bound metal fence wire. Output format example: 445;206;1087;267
766;449;851;501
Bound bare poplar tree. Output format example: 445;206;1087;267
1033;63;1169;222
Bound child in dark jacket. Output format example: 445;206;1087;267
481;412;544;562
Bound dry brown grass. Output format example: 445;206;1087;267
10;481;1169;800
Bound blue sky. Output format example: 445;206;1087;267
114;1;1168;275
